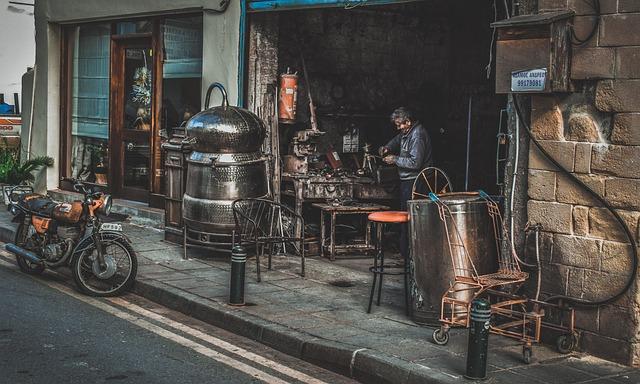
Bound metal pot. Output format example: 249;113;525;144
185;83;266;153
408;193;499;325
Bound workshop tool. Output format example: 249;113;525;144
300;50;318;132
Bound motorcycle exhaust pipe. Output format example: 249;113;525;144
5;243;43;265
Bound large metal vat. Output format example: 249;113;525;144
408;193;499;325
182;83;268;250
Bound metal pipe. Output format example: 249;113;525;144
5;243;43;265
464;96;472;191
13;93;19;115
247;0;420;12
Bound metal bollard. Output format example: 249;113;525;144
229;245;247;306
465;298;492;380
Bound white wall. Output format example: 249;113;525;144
202;1;242;107
0;0;35;107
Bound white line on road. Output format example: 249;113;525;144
0;257;327;384
107;297;328;384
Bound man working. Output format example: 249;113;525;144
379;107;433;261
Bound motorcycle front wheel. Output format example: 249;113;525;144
14;222;45;275
72;236;137;297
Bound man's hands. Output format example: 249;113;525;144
383;155;397;164
378;146;396;164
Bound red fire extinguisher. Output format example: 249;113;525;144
278;68;298;124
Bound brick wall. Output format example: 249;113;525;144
528;1;640;365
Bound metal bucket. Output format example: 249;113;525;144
408;193;499;325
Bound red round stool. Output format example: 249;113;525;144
367;211;410;314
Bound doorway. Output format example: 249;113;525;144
110;37;154;202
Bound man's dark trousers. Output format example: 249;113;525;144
399;179;414;262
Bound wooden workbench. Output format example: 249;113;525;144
312;202;390;261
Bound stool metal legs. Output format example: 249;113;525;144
367;222;410;315
367;223;383;313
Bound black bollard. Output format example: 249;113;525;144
229;245;247;306
465;298;491;380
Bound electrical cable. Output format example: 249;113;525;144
485;0;498;80
534;227;541;301
513;94;638;307
571;0;600;46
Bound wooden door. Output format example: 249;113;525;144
110;37;154;202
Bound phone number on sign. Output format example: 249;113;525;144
516;79;544;87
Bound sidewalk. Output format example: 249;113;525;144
1;211;638;383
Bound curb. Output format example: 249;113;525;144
133;278;458;384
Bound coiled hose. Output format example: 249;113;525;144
513;94;638;307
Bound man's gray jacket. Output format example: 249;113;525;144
384;122;433;180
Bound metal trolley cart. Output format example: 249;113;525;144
428;191;543;363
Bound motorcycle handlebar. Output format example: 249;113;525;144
60;177;101;198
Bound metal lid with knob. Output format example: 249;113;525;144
185;82;266;153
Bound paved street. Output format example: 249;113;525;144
0;260;355;384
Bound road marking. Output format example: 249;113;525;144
0;258;314;384
108;297;328;384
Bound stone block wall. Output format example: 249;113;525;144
527;1;640;365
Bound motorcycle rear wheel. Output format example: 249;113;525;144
14;223;45;275
72;235;137;297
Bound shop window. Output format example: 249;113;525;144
116;20;153;35
161;15;202;135
69;24;111;185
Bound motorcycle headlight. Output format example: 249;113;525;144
98;194;113;216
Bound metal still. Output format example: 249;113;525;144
183;83;269;252
408;193;498;324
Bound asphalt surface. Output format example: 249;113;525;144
0;260;355;384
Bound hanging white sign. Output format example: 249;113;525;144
511;68;547;92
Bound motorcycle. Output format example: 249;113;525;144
4;179;137;296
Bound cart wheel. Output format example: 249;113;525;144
412;167;453;200
556;333;577;354
432;328;450;345
522;346;532;364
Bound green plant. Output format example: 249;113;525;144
0;143;54;185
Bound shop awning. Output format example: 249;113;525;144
247;0;421;12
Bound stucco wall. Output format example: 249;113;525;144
527;0;640;365
29;0;241;191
